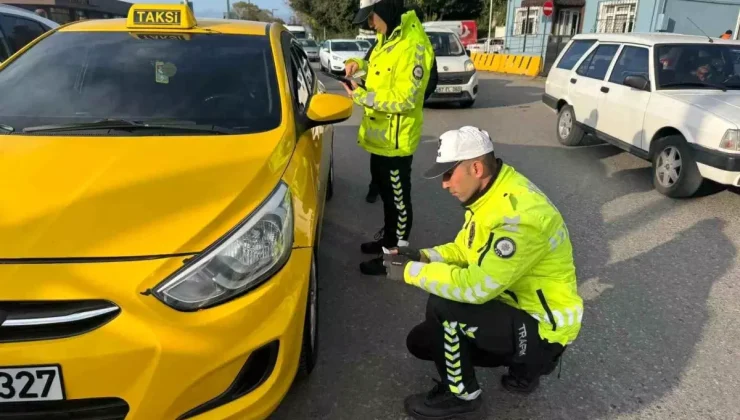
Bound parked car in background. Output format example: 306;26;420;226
318;39;365;74
0;4;58;62
424;27;478;108
299;38;319;61
467;37;504;54
543;33;740;198
355;38;372;53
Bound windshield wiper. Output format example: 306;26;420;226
22;118;237;134
0;124;14;133
661;81;727;92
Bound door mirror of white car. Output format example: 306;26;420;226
624;75;650;91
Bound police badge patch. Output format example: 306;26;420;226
494;237;516;258
467;221;476;248
413;65;424;80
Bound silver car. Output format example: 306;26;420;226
298;39;320;62
0;4;58;62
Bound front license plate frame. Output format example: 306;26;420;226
0;364;65;403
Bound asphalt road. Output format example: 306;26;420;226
270;67;740;420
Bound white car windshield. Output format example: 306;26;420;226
656;43;740;90
332;41;360;52
427;31;465;57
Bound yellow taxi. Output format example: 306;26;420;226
0;4;352;419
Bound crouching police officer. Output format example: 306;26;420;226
343;0;435;276
384;126;584;419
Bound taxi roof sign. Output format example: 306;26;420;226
127;4;197;30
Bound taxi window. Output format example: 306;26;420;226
0;31;281;134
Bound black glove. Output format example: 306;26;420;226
391;246;429;263
383;253;410;282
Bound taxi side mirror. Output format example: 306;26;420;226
306;93;353;126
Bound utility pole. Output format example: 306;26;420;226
487;0;494;53
225;0;230;18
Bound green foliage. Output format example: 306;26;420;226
230;2;285;23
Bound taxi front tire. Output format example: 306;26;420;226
296;251;319;378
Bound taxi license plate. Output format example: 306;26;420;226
0;365;65;403
436;86;463;93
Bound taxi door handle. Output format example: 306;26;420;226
601;86;610;93
570;78;577;84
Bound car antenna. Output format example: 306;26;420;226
687;17;713;43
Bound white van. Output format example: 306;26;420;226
543;33;740;198
424;27;479;108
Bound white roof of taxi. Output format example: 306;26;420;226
571;32;740;46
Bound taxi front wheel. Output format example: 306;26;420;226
297;251;319;378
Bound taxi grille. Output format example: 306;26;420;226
0;300;120;343
438;71;474;85
0;397;129;419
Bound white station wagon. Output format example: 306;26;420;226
543;33;740;198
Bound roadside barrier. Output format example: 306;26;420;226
471;52;541;77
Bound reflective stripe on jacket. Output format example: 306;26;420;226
403;163;584;347
346;11;434;157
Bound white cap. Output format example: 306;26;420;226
423;126;495;179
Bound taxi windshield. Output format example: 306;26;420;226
0;32;281;134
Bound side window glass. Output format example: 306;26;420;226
0;26;10;61
292;43;315;93
0;14;46;53
608;46;649;85
576;44;619;80
556;40;596;70
290;48;310;113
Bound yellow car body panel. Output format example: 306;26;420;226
0;5;351;419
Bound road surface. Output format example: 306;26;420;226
270;68;740;420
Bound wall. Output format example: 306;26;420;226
653;0;740;36
581;0;740;35
504;0;554;56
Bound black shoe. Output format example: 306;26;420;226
404;379;482;420
366;184;378;203
360;228;386;254
501;372;540;394
360;256;386;276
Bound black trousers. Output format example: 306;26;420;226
370;153;413;246
407;295;565;397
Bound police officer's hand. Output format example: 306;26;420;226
383;253;410;282
345;62;359;77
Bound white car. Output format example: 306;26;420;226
355;38;373;53
467;37;504;54
424;27;479;108
298;38;320;61
0;4;58;62
543;33;740;198
319;39;365;74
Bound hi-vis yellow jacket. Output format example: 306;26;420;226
346;10;434;157
404;163;584;346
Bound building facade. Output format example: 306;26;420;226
0;0;131;24
503;0;740;74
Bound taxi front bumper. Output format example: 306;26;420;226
0;248;312;420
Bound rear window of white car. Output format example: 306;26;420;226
556;39;596;70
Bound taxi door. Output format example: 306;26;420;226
282;32;332;245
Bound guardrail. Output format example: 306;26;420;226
470;53;542;77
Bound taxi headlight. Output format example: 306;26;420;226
719;129;740;151
154;182;293;311
465;60;476;72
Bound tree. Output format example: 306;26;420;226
231;2;284;23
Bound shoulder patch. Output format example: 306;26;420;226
493;237;516;259
413;65;424;80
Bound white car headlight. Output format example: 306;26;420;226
154;181;294;311
719;129;740;151
332;55;344;62
465;60;475;72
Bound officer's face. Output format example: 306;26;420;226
368;12;387;34
441;160;485;202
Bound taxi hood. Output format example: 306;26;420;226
0;129;294;259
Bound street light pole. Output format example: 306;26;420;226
225;0;230;18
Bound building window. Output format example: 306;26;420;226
596;0;637;33
514;7;541;36
556;9;581;36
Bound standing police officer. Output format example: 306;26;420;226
384;126;584;419
342;0;435;276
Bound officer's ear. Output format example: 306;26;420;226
470;159;487;179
